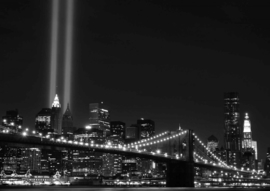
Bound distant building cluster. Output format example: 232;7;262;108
206;92;266;176
1;92;269;181
0;94;162;180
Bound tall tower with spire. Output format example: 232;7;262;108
242;113;256;169
242;113;252;149
51;94;62;134
62;103;74;134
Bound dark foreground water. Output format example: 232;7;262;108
0;187;270;191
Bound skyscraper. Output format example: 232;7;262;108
224;92;241;151
62;103;74;134
241;113;258;159
35;108;52;135
89;103;110;135
137;118;155;139
110;121;125;139
51;94;62;134
241;113;256;169
125;124;140;144
2;109;23;133
242;113;252;150
252;141;258;160
265;148;270;177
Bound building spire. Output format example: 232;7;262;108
52;94;61;108
243;112;252;150
243;113;251;133
64;103;72;116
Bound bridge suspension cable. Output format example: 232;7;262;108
193;132;229;168
127;130;188;148
126;131;170;147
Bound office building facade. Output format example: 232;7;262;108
241;113;256;169
89;103;110;136
224;92;241;151
2;110;23;133
265;148;270;177
35;108;52;135
137;118;155;139
110;121;125;139
62;103;74;134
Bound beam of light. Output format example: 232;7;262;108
49;0;60;106
63;0;74;110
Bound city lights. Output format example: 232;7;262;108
85;125;92;129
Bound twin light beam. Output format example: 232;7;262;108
49;0;74;110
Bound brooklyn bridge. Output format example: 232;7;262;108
0;129;267;187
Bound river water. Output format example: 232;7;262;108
0;187;269;191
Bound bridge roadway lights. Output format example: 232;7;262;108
166;160;194;187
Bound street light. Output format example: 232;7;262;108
85;125;92;129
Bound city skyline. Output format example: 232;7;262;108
1;0;270;162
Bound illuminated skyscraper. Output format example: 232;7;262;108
22;148;41;173
110;121;125;139
74;127;105;144
89;103;110;136
2;109;23;133
62;103;74;134
104;135;124;176
241;113;256;169
51;94;62;134
224;92;241;151
240;113;257;159
252;141;258;160
242;113;252;149
137;118;155;139
264;148;270;177
35;108;52;135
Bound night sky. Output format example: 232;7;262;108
1;0;270;160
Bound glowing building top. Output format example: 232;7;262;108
243;113;251;132
52;94;61;108
242;112;253;149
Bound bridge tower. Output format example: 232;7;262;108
166;129;194;187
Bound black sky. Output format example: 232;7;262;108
0;0;270;160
